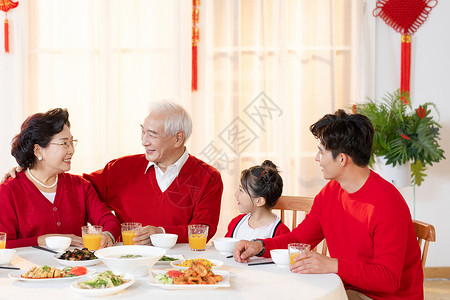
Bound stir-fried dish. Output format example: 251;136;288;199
78;271;129;289
155;261;222;285
58;248;97;261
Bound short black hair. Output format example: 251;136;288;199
240;160;283;209
11;108;70;168
309;109;374;167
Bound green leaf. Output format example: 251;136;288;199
411;160;427;186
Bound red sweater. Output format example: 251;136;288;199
0;172;121;248
83;154;223;243
263;171;423;300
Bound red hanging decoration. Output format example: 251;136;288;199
373;0;438;103
0;0;19;53
192;0;200;91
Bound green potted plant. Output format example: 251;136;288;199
353;90;445;186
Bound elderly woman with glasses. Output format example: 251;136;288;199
0;108;120;248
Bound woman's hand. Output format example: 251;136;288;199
37;233;83;247
290;250;338;274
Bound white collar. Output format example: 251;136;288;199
145;147;189;174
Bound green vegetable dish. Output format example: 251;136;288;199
158;255;178;262
79;271;128;289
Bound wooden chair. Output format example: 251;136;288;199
412;219;436;271
273;196;328;255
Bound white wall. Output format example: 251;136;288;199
373;1;450;267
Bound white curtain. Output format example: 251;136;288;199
191;0;364;235
0;0;365;238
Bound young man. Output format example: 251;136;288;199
233;110;423;299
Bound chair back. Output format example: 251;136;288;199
273;195;327;255
412;219;436;271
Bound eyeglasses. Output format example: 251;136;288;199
48;139;78;148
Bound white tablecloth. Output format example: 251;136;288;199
0;244;348;300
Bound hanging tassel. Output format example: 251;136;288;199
400;35;411;104
4;17;9;53
192;1;199;92
192;41;198;91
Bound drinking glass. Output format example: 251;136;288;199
0;232;6;249
188;224;209;251
288;243;311;266
121;222;142;245
82;225;103;250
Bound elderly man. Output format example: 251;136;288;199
3;101;223;245
233;110;423;300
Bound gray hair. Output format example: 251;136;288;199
148;101;192;142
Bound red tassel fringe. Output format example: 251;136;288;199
192;45;198;91
400;35;411;104
4;18;9;53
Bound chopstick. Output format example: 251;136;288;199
0;266;20;270
248;261;275;266
32;245;59;254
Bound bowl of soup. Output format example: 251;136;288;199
95;245;166;277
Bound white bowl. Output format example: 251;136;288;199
95;245;166;277
213;237;239;254
150;233;178;249
0;249;16;265
270;249;290;267
45;236;72;252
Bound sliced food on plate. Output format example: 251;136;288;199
21;265;88;279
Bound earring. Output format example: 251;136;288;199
38;157;42;161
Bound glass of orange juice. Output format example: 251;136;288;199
188;224;208;251
121;222;142;245
0;232;6;249
82;225;103;250
288;243;310;267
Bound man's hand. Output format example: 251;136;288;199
0;166;23;184
290;250;338;274
133;225;164;245
100;233;115;249
233;240;262;263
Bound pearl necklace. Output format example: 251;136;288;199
27;169;58;189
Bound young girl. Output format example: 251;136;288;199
225;160;290;240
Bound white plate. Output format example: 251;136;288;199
8;268;95;282
53;255;101;267
155;254;185;265
170;258;224;270
71;273;135;297
148;269;230;290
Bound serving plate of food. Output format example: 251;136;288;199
170;258;223;270
148;261;230;290
155;254;185;265
8;265;94;282
53;248;100;267
71;270;135;297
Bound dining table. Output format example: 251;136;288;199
0;243;348;300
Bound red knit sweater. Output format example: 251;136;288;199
83;154;223;243
263;171;423;299
0;172;121;248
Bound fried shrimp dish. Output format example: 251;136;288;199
155;261;223;285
